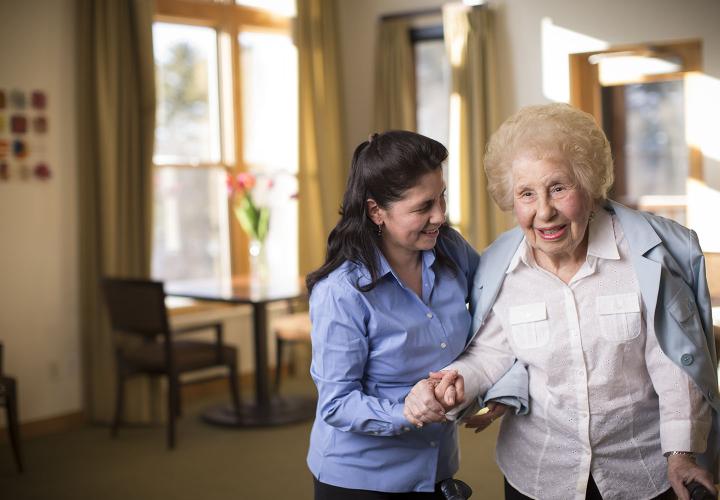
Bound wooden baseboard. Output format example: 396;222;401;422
0;411;86;443
0;368;296;442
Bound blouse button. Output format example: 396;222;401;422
426;312;433;319
440;342;447;349
680;353;694;366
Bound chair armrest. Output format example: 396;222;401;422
171;322;224;336
171;322;226;362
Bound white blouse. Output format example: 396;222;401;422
449;209;711;500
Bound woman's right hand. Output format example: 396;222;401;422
403;370;464;427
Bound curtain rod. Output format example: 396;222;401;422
379;3;486;22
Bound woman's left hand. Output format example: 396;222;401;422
667;454;717;500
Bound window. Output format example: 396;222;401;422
151;1;297;288
570;40;702;224
412;25;457;224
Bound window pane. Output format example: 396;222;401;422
240;31;298;174
240;30;298;281
415;39;450;148
624;80;688;197
152;166;231;286
235;0;295;16
153;23;221;165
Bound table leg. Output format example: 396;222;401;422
201;300;316;427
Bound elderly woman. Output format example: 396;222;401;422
405;103;719;500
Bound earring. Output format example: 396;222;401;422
376;223;383;237
588;210;595;222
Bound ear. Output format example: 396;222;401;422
366;199;384;226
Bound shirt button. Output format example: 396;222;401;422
426;312;433;319
402;426;410;432
440;342;447;349
430;441;437;447
681;353;694;366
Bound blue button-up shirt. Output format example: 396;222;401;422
307;229;479;493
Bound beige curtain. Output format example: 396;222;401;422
443;4;510;251
77;0;156;422
374;18;416;132
297;0;347;276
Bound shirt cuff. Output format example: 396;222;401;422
391;403;414;434
660;419;710;454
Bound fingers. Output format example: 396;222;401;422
463;403;510;433
404;379;447;426
686;468;717;496
443;385;456;408
667;455;716;500
454;375;465;405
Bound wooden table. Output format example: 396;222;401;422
165;277;315;427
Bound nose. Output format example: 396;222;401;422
430;200;446;225
536;195;556;221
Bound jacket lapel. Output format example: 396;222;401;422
469;227;524;345
608;200;663;335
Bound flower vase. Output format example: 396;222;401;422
249;238;269;287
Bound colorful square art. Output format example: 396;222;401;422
34;163;51;180
0;90;5;109
0;114;5;133
33;116;47;133
13;139;28;158
0;139;8;158
31;91;47;109
11;115;27;134
19;164;31;180
0;162;8;181
10;90;25;109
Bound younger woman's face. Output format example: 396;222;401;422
370;169;447;262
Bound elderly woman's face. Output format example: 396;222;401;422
511;154;592;264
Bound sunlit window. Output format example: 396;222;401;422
151;4;298;288
413;26;455;224
240;31;298;283
235;0;295;16
154;23;221;165
152;23;230;286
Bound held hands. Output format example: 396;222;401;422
403;370;465;428
667;454;717;500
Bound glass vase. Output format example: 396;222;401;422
249;238;269;288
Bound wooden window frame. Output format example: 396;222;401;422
569;39;703;187
153;0;292;277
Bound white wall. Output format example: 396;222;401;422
0;0;80;423
338;0;720;172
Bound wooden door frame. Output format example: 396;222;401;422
569;39;703;180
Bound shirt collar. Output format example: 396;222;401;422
586;207;620;260
506;207;619;275
357;247;437;288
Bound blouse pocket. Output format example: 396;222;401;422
596;293;641;342
509;302;550;349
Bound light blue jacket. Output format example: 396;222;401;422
471;200;719;477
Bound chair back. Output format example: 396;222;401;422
101;278;170;339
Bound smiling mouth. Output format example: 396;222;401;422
536;225;567;240
422;227;440;236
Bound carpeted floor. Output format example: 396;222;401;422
0;377;504;500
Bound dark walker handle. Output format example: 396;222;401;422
687;480;717;500
439;478;473;500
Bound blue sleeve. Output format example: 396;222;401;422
481;361;530;415
309;278;411;436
